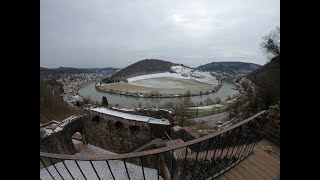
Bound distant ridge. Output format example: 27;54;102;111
111;59;176;80
40;67;119;74
196;61;261;76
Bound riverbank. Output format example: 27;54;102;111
186;97;237;117
63;80;100;106
78;78;238;108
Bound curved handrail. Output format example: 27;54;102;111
40;110;266;161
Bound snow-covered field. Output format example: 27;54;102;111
128;65;219;86
129;77;212;89
128;72;184;82
188;97;238;110
97;65;221;97
40;144;163;180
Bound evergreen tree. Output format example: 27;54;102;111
102;96;108;107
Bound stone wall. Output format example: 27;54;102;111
84;111;155;153
149;123;172;139
40;115;87;154
112;107;174;124
40;110;171;154
261;104;280;146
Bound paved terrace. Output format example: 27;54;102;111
216;139;280;180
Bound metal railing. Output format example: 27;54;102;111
40;110;266;180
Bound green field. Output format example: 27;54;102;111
187;100;234;118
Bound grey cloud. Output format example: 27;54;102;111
41;0;280;68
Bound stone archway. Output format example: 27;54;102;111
72;132;84;152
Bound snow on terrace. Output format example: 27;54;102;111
128;65;219;85
91;107;170;125
111;107;173;114
53;116;79;132
188;104;224;110
40;144;163;180
40;116;81;138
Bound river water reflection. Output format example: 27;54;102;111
78;78;238;108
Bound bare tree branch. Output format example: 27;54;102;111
260;26;280;59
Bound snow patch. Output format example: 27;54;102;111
40;128;53;138
40;116;81;138
91;107;170;125
148;118;171;125
159;109;173;114
53;116;79;133
127;65;219;86
111;107;135;112
188;104;224;110
173;126;182;132
170;66;218;85
128;72;186;82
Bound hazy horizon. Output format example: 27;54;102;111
40;59;264;69
41;0;279;69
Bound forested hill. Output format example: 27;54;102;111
40;78;86;124
247;55;280;104
111;59;176;80
196;61;261;76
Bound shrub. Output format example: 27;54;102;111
102;96;109;107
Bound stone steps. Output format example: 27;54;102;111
175;145;252;162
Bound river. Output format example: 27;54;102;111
78;78;238;108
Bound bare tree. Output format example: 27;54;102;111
260;26;280;59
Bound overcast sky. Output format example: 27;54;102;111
40;0;279;69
